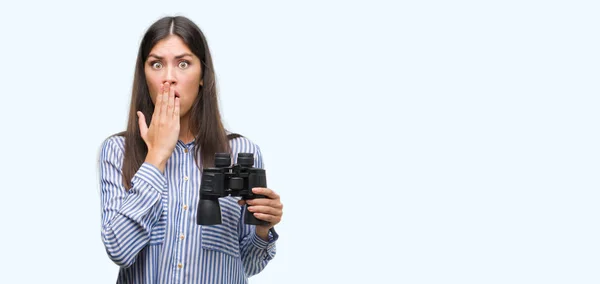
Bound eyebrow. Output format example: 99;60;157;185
148;53;194;60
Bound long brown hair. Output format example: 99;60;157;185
117;16;234;189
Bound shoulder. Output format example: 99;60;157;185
99;134;126;160
228;134;261;154
228;134;265;167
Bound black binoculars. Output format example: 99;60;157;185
196;152;269;226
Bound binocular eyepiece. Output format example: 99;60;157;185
196;152;269;226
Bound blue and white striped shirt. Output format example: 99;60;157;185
98;135;277;283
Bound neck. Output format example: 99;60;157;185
179;115;195;144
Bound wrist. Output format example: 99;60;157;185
255;226;270;241
145;152;167;172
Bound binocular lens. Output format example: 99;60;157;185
215;153;231;168
237;153;254;167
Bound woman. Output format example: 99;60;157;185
98;15;283;283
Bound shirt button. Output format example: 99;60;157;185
184;176;189;181
180;234;185;240
183;204;188;210
184;149;189;153
177;263;183;269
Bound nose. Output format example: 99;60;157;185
163;66;177;85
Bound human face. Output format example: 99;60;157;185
144;35;203;120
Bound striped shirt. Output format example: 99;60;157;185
98;135;278;284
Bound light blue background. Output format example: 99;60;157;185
0;0;598;283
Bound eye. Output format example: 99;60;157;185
151;61;163;69
178;61;190;69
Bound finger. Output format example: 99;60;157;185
246;198;283;209
152;84;164;122
252;187;280;200
174;97;180;118
167;83;175;116
248;205;282;216
160;83;169;121
137;111;148;138
253;213;280;224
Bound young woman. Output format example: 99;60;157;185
98;15;283;283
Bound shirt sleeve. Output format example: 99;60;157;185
239;223;279;276
237;144;279;276
98;137;168;268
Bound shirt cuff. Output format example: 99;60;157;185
251;227;278;251
131;162;167;194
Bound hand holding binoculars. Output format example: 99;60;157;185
196;152;269;226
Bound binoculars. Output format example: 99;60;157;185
196;152;269;226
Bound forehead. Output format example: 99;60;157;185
149;35;194;56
